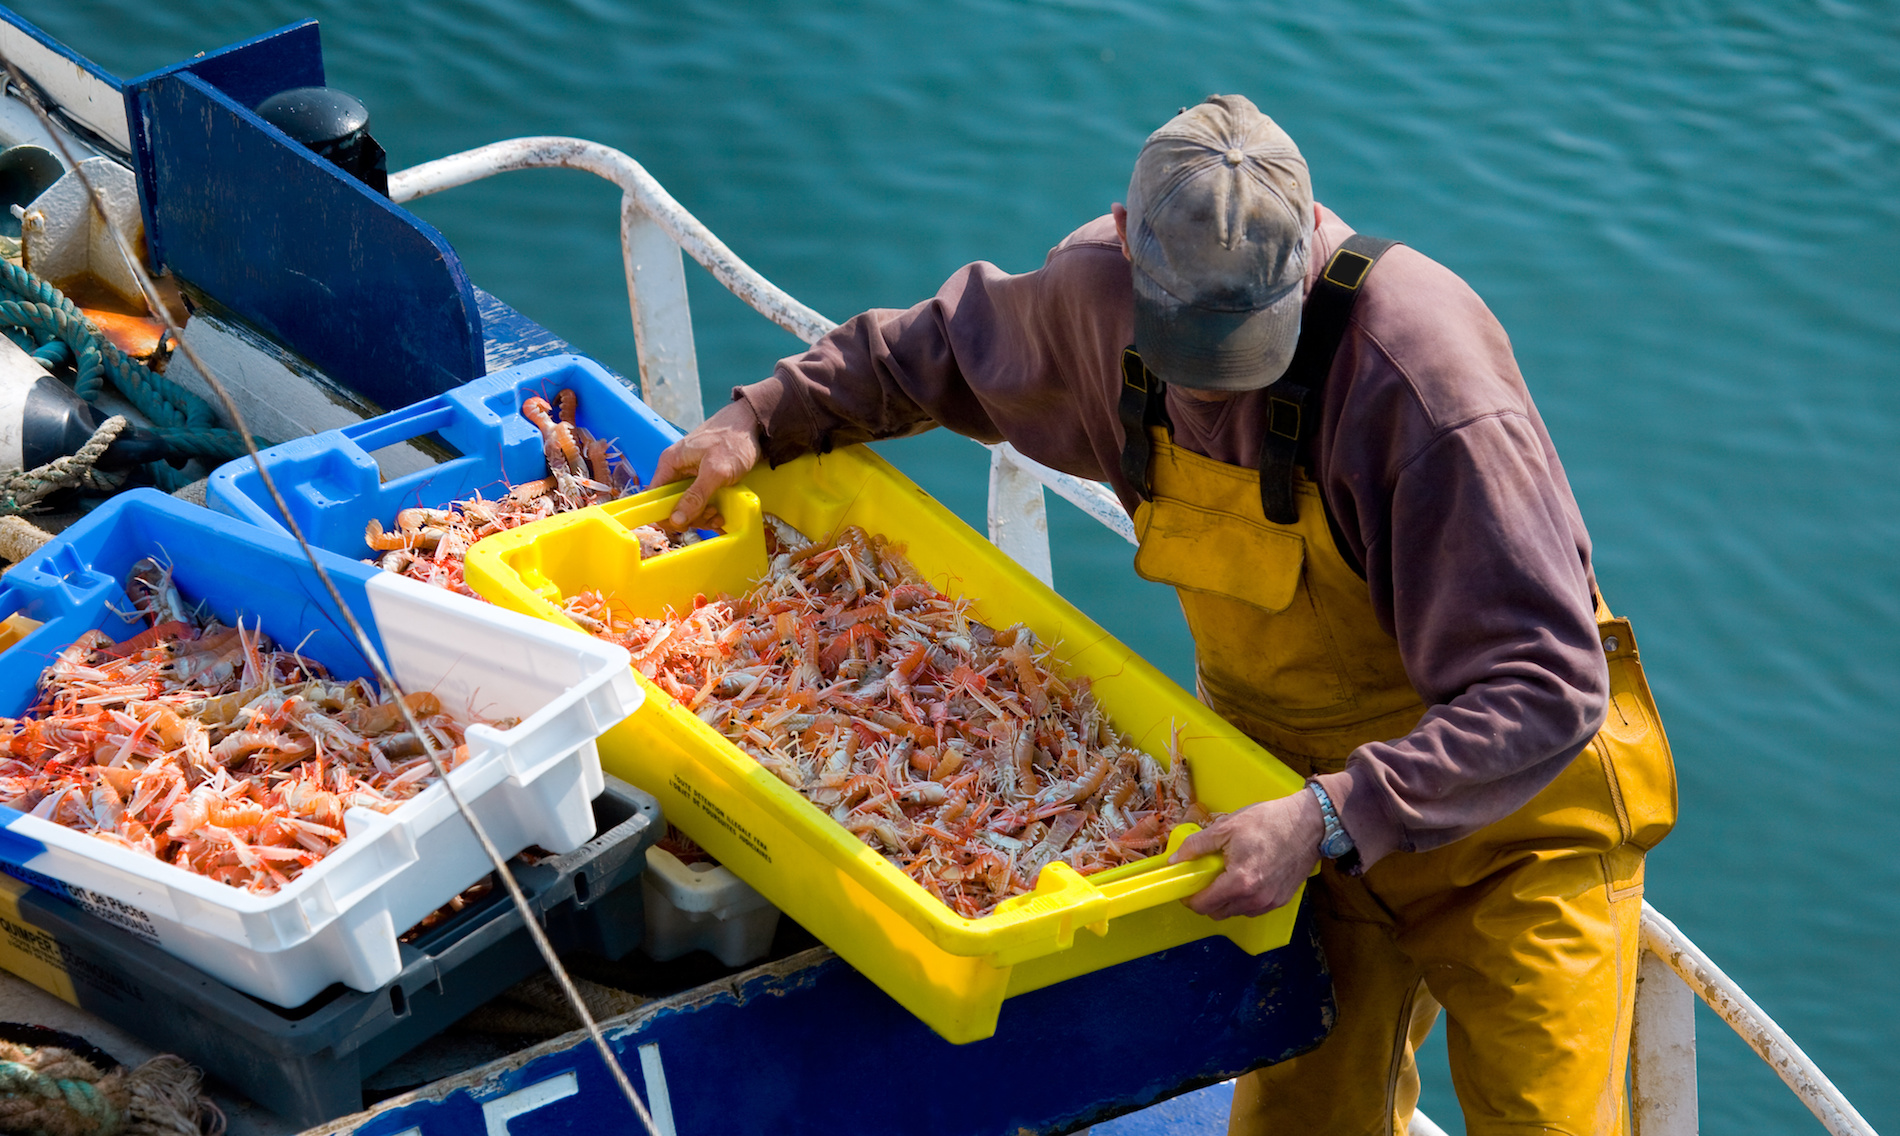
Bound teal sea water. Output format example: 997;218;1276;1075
18;2;1899;1131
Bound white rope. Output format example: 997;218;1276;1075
0;414;127;512
0;514;52;566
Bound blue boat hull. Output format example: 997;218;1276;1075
341;899;1333;1136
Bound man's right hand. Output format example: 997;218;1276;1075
651;399;764;529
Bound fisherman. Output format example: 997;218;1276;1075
653;94;1677;1134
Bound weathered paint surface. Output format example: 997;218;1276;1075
124;40;486;416
1640;903;1874;1136
319;904;1332;1136
475;288;590;376
990;442;1138;547
1631;949;1698;1136
988;445;1054;586
0;5;128;154
391;138;835;348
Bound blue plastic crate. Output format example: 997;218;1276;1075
0;489;637;1006
205;354;682;560
0;488;383;701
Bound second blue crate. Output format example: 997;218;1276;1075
205;354;682;560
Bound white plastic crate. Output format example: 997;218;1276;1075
641;846;781;968
0;494;642;1007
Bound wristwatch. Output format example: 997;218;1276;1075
1306;780;1362;874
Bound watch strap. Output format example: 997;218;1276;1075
1306;780;1363;875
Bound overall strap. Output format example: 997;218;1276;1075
1255;234;1398;524
1117;346;1171;500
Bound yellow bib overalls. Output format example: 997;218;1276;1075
1127;338;1677;1132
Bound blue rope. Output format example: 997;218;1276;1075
0;261;260;476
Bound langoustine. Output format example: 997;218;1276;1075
0;557;511;894
363;386;699;596
565;520;1216;918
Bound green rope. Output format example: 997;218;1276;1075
0;260;259;474
0;1058;124;1135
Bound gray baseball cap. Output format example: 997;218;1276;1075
1125;95;1313;391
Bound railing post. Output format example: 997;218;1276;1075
987;445;1053;586
620;196;703;428
1632;949;1699;1135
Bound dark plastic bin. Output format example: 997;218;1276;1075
0;777;661;1127
204;353;682;560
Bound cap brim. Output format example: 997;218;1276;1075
1131;268;1302;392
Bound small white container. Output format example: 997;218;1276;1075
0;571;641;1008
640;846;781;967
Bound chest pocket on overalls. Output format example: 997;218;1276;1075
1132;466;1357;716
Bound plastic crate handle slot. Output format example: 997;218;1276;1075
0;559;118;696
1087;824;1225;924
983;826;1223;969
317;807;425;911
464;483;766;636
983;861;1114;966
593;482;762;555
341;398;461;456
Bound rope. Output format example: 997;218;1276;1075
0;515;52;565
0;261;255;470
0;1055;121;1136
0;1036;220;1136
0;415;127;514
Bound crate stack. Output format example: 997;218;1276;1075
0;356;734;1124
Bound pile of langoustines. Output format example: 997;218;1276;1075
564;520;1213;918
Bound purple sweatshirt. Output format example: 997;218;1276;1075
734;205;1609;867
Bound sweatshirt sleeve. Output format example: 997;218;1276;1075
1316;408;1610;866
733;221;1133;480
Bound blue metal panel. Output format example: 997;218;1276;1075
170;20;325;120
1093;1081;1234;1135
339;902;1332;1136
122;43;484;413
476;288;590;376
120;19;325;250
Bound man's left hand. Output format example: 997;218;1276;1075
1168;791;1325;920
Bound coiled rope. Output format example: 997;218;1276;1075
0;1026;220;1136
0;261;255;489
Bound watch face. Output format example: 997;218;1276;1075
1321;831;1354;859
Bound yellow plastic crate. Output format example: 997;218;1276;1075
464;447;1307;1042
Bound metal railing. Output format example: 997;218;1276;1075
391;138;1877;1136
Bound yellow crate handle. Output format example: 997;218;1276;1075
1090;824;1224;921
